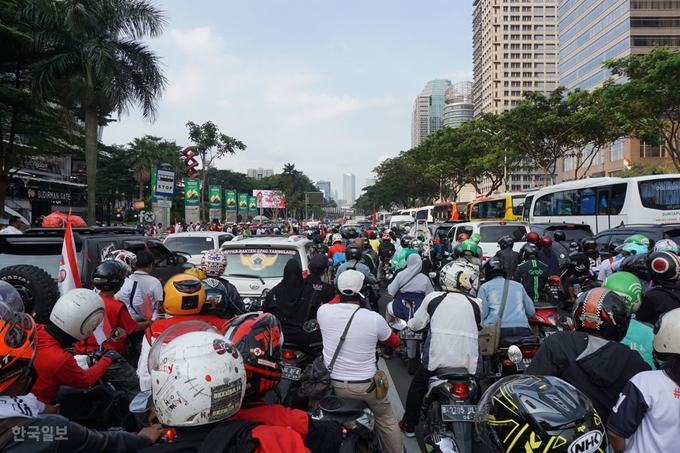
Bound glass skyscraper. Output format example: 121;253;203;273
411;79;452;148
443;81;474;128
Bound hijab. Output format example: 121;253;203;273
388;254;427;296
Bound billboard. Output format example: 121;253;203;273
225;189;237;211
253;190;286;208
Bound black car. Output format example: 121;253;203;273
529;222;594;241
594;224;680;259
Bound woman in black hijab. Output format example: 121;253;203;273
263;259;321;350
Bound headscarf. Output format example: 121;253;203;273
388;253;430;296
265;260;317;326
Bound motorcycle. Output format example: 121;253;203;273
313;395;382;453
380;259;393;287
57;327;138;431
528;302;565;341
388;300;424;375
482;337;541;384
422;367;481;453
277;340;324;410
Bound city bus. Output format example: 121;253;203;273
466;193;526;222
414;205;434;222
432;202;468;221
523;175;680;233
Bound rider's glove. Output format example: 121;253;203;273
102;350;123;363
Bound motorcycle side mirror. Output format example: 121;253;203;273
129;390;153;413
559;315;574;330
507;345;523;364
110;327;128;343
303;319;320;333
428;272;437;279
388;318;408;331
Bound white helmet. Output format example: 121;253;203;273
440;261;479;292
106;249;137;273
332;233;342;243
653;307;680;357
653;239;679;255
200;249;227;277
150;330;246;427
49;289;105;340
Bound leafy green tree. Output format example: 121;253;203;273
126;135;182;201
22;0;168;224
601;47;680;171
617;161;676;178
186;120;246;219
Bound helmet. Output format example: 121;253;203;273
381;233;391;241
163;275;206;316
184;267;207;280
332;233;342;244
404;226;411;234
0;303;36;393
476;375;608;453
648;251;680;282
539;236;552;248
410;239;425;253
620;254;650;281
49;289;105;341
621;242;648;256
201;249;228;277
581;238;597;252
453;243;464;258
92;260;127;292
457;233;469;243
345;244;362;262
483;257;506;280
223;312;283;399
498;235;514;250
601;272;643;313
201;278;229;317
573;287;630;342
625;234;650;247
519;243;539;262
553;230;566;242
609;241;622;256
653;307;680;359
470;233;481;244
106;250;137;273
525;231;540;244
460;239;478;255
368;230;377;240
440;261;479;292
149;331;246;427
0;281;23;313
653;239;679;255
400;235;414;249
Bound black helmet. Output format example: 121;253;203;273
345;244;362;262
573;287;630;342
498;235;514;250
519;243;539;262
648;251;680;282
553;230;566;242
483;257;506;280
477;375;608;453
620;254;650;281
92;260;127;292
400;235;414;249
582;237;597;252
453;243;464;258
609;241;622;256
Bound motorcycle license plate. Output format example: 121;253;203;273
282;366;301;381
400;331;423;340
515;358;532;371
441;405;477;422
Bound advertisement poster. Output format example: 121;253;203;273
209;185;222;222
184;178;200;223
237;193;248;215
225;189;237;211
248;196;257;214
252;190;285;208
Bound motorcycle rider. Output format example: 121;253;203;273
354;238;378;277
334;243;377;287
453;239;482;271
390;235;416;272
564;237;601;304
32;289;121;404
368;230;381;252
378;233;396;264
494;235;519;279
305;254;336;304
607;307;680;453
526;287;651;421
200;249;245;317
514;243;549;304
635;251;680;325
0;308;164;452
538;235;559;276
598;241;624;281
551;230;571;264
399;261;482;438
115;250;163;321
478;257;535;339
386;253;434;325
328;233;346;267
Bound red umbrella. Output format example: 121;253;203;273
42;211;87;228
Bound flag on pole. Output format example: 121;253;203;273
373;203;377;226
623;155;632;170
58;211;82;296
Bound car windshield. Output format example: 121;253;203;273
164;236;216;255
480;225;527;242
222;248;301;279
665;229;680;244
0;252;84;280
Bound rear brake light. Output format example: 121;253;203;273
483;256;489;260
499;222;506;226
282;350;296;361
302;271;308;278
450;383;469;399
521;345;540;358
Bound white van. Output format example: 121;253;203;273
389;215;415;232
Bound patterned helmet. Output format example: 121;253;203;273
648;251;680;282
601;272;643;313
201;249;228;277
653;239;679;255
201;278;229;317
106;250;137;273
440;260;479;292
573;287;630;342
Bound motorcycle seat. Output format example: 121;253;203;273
534;302;557;309
319;396;369;414
434;367;472;379
499;336;540;347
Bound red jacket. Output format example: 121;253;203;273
33;324;113;403
234;404;309;453
74;295;138;354
328;243;346;258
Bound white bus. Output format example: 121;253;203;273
523;175;680;233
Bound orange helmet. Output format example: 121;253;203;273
457;233;469;243
0;303;36;393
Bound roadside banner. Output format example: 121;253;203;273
248;196;257;214
209;185;222;222
184;178;200;223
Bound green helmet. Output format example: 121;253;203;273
601;271;643;313
417;232;426;242
625;234;650;247
470;233;481;244
460;239;478;255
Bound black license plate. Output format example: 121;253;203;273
441;405;477;422
515;358;532;371
282;366;301;381
400;330;423;340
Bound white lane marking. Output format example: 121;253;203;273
379;357;421;453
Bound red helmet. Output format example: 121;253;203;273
457;233;469;243
382;233;391;241
222;312;283;399
526;231;540;244
540;236;553;248
368;230;377;240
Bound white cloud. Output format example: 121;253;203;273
170;27;226;54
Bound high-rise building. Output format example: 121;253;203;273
472;0;559;193
343;173;356;205
411;79;452;148
557;0;679;181
443;81;474;128
315;180;331;200
246;168;274;179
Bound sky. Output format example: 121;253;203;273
104;0;474;202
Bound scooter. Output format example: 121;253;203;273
482;337;541;385
277;341;324;410
528;302;563;341
313;395;382;453
388;301;424;376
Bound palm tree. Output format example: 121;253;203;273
127;135;183;201
22;0;167;224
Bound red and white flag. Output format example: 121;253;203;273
623;155;632;170
58;211;82;295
